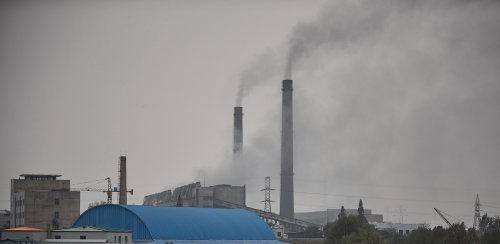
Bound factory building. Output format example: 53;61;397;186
10;174;80;230
73;204;282;244
143;182;245;208
295;209;383;226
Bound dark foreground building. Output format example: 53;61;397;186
73;205;282;244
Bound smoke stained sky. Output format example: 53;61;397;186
1;0;500;227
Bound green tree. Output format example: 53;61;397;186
338;206;347;219
442;223;469;244
402;225;434;244
357;199;368;226
324;215;359;244
479;213;490;235
303;225;323;238
87;201;107;209
339;223;384;244
378;228;404;244
482;215;500;244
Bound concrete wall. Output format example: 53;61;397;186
271;226;285;239
0;231;48;241
195;188;213;208
50;231;131;243
146;184;245;208
212;186;245;206
374;222;422;234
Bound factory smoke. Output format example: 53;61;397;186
198;0;500;225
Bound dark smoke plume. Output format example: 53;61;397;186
202;0;500;225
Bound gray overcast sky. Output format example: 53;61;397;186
1;0;499;228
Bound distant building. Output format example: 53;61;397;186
0;227;47;241
374;222;422;235
143;182;245;208
271;226;286;239
0;210;10;230
10;174;80;229
49;225;131;243
295;209;383;226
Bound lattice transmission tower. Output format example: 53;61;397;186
262;176;275;213
473;194;481;230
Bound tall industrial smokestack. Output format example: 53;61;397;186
233;107;243;156
280;80;294;218
119;156;127;205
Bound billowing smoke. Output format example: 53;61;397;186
235;50;281;106
199;0;500;225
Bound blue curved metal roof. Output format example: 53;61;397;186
73;205;276;240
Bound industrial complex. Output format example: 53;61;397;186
1;79;464;243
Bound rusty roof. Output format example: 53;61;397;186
1;227;47;232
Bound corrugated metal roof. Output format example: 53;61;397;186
52;226;131;233
73;205;276;241
1;227;46;232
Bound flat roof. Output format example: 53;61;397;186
39;239;108;243
52;226;131;233
20;174;62;177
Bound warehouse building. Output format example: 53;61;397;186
10;174;80;229
73;205;282;244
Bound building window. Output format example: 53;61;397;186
119;236;122;243
55;236;61;239
54;212;59;219
399;230;403;235
277;232;282;237
406;230;410;235
55;199;59;205
80;236;86;240
125;236;128;243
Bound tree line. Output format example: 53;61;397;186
298;199;500;244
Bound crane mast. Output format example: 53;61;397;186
434;208;452;227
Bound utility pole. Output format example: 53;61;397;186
473;194;481;230
262;176;275;213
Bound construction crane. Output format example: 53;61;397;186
434;208;452;227
71;178;133;204
434;208;466;228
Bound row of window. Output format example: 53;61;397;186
55;235;128;243
113;236;128;243
13;198;60;206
